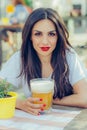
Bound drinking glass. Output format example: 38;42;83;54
30;78;54;113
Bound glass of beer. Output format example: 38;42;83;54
30;78;54;113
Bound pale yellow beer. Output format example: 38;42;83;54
30;78;54;111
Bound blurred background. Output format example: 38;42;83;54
0;0;87;70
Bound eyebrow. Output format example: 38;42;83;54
33;30;56;33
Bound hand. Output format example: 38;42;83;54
16;97;46;115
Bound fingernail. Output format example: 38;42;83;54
43;104;46;107
39;98;43;101
41;108;44;111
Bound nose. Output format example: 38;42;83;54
42;35;49;45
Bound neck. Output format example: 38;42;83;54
38;54;51;64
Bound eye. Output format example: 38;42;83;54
34;32;42;36
49;32;57;37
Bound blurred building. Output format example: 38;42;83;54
71;0;87;16
32;0;72;17
0;0;10;19
32;0;87;33
32;0;87;17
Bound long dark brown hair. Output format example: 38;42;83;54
20;8;73;99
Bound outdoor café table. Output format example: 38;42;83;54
0;105;87;130
0;24;24;29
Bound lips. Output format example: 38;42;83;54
40;47;50;51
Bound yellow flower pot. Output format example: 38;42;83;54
0;92;17;119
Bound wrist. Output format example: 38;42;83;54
16;99;24;110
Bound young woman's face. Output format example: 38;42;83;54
31;19;58;57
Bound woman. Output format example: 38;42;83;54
0;8;87;115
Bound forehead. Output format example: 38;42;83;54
32;19;56;31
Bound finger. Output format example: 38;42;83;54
27;107;41;115
23;105;41;115
28;111;40;116
22;108;40;116
27;97;43;103
26;100;43;109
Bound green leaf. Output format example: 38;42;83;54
0;79;13;98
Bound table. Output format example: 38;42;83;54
0;105;86;130
53;105;87;130
0;24;24;29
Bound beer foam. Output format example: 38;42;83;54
30;80;54;93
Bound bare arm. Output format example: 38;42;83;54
53;79;87;108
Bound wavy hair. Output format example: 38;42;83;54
20;8;73;99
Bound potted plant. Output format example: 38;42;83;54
0;80;17;119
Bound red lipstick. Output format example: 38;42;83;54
40;47;50;51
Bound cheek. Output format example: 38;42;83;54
32;40;39;51
31;36;40;51
51;39;57;47
32;37;40;45
52;44;57;51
